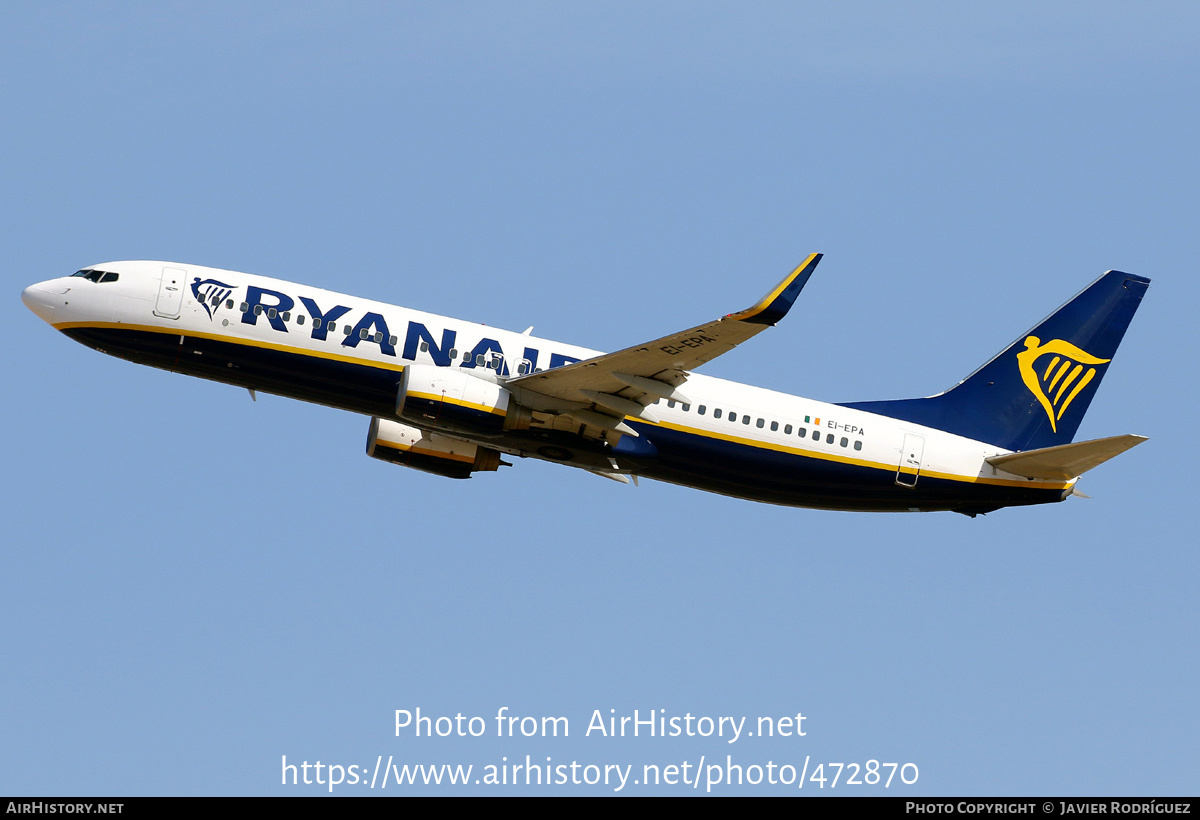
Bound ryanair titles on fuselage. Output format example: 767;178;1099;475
227;281;584;376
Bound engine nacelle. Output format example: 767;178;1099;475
396;364;533;436
366;417;501;479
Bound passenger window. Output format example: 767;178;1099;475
226;299;234;309
420;341;429;352
267;308;277;319
450;349;458;359
210;294;220;305
374;332;383;343
729;413;739;423
714;409;722;419
313;318;322;329
667;400;676;408
770;421;778;432
360;328;369;339
282;311;291;322
681;404;690;412
840;437;848;447
784;424;792;434
343;325;351;335
756;418;764;428
826;433;834;444
854;441;862;451
698;405;706;415
297;315;306;325
390;336;398;345
254;305;263;315
240;302;249;312
476;354;485;365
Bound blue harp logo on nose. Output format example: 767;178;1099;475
191;278;235;321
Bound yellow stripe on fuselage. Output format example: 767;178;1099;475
53;320;408;372
642;418;1069;490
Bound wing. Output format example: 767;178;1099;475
506;253;821;436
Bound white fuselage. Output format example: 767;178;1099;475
22;261;1070;514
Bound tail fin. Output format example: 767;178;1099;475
839;270;1150;451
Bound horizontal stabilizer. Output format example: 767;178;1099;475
986;434;1147;480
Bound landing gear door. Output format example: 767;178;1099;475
896;433;925;488
154;266;186;319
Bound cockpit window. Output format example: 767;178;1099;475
71;269;119;283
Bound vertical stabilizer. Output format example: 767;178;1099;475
839;270;1150;451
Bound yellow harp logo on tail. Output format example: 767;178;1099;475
1016;337;1110;432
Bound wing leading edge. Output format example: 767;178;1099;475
506;254;821;432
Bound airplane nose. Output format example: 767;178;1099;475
21;283;45;309
21;281;66;324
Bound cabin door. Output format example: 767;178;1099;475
153;266;186;319
895;433;925;488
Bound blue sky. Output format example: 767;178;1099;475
3;2;1197;795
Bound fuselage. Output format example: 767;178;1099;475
22;261;1072;514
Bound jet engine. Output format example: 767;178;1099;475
366;417;502;479
395;363;533;436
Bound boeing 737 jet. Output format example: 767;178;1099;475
22;255;1149;515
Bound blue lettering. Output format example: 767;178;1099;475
298;296;352;341
342;312;397;356
242;286;295;332
520;346;540;375
549;353;581;369
403;321;457;366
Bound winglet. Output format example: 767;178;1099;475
726;253;822;325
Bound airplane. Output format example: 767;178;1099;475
21;255;1149;516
